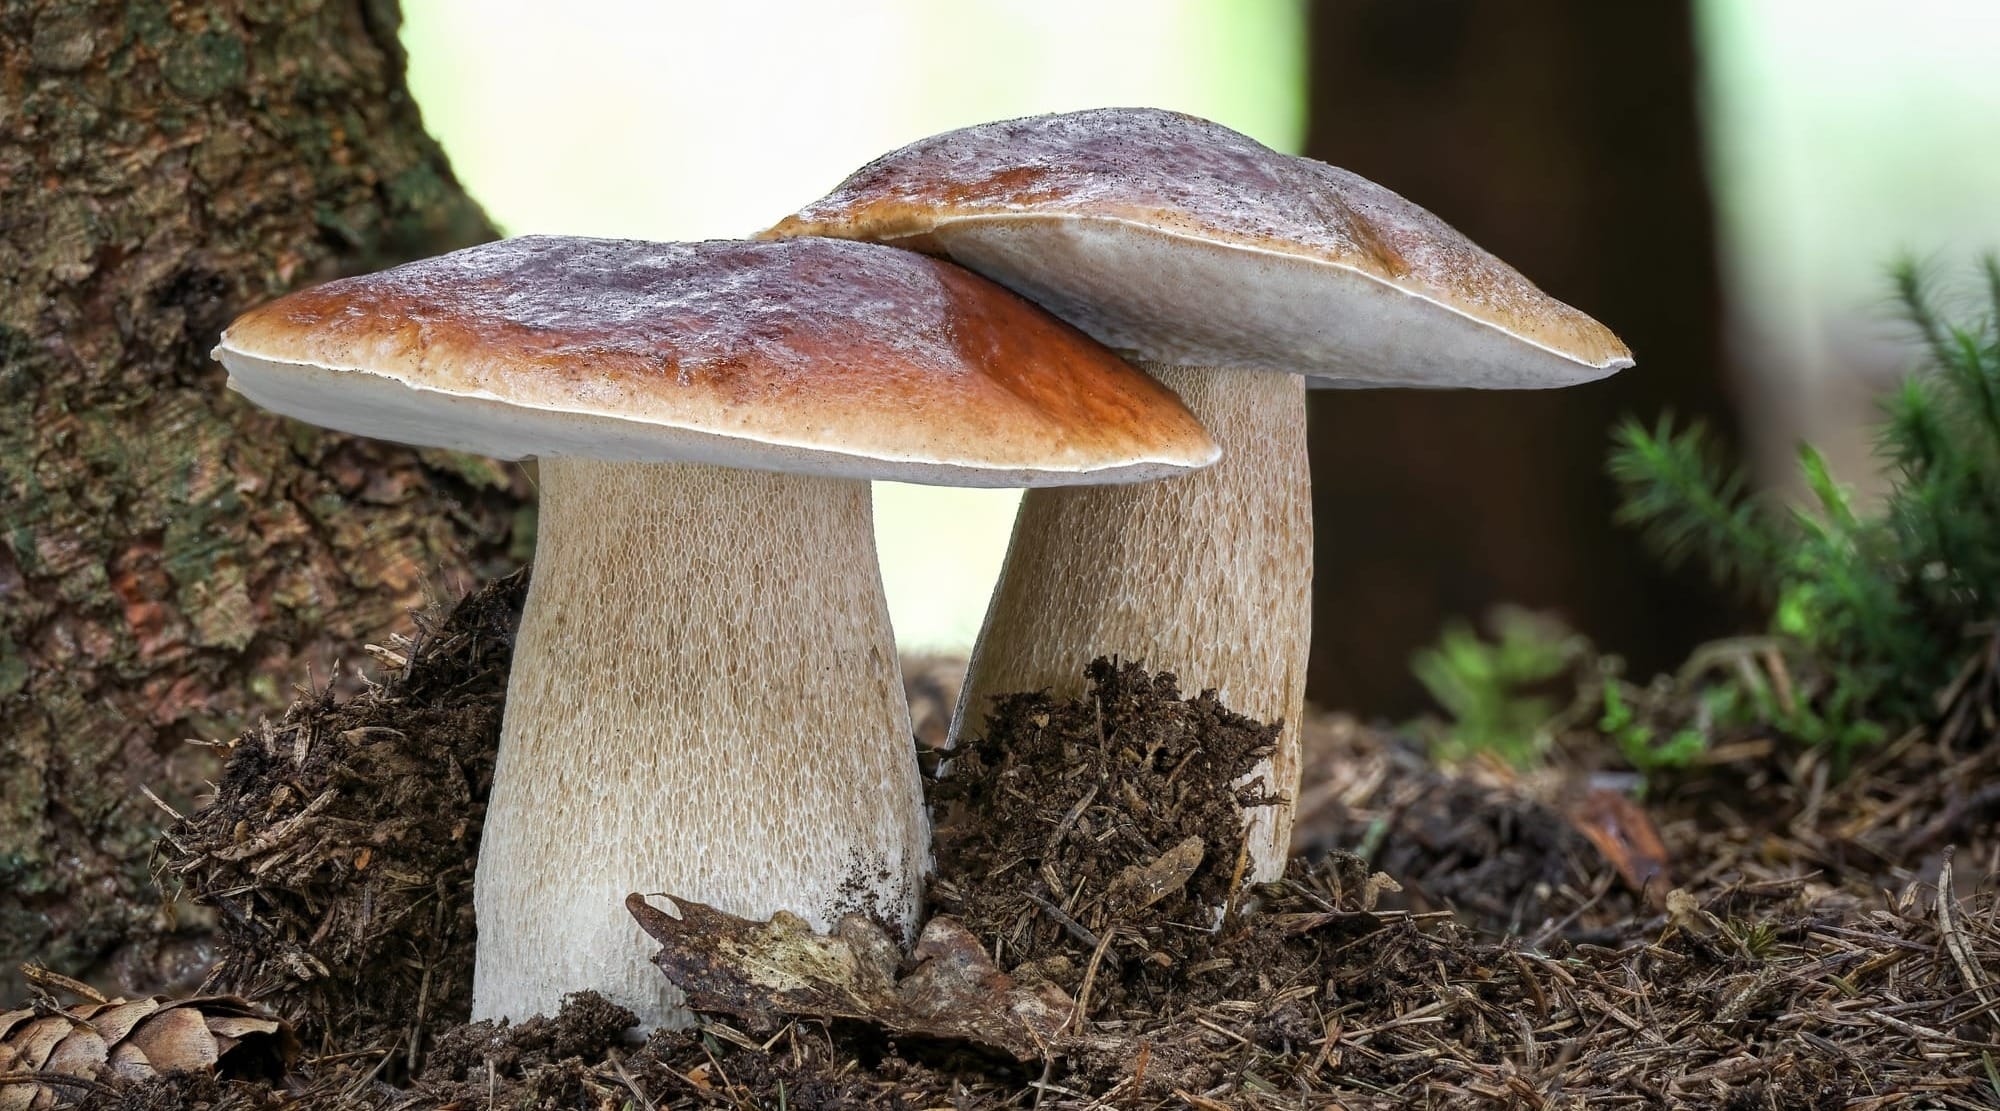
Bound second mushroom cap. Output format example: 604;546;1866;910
765;106;1633;388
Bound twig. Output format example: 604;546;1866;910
137;783;186;823
1024;888;1119;970
1936;848;2000;1035
21;965;108;1004
1045;784;1099;852
0;1073;116;1096
610;1055;659;1111
1067;923;1119;1036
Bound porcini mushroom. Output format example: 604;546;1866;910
766;108;1633;882
211;234;1218;1025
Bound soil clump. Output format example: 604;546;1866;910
156;570;527;1057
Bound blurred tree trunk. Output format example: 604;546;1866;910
0;0;527;999
1303;0;1748;715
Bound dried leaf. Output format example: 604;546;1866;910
1664;888;1715;937
1360;871;1402;911
1569;788;1672;897
897;916;1073;1053
1104;836;1205;912
628;893;1073;1060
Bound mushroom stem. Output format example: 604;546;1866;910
951;366;1311;881
474;456;930;1026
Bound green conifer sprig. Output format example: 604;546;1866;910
1611;259;2000;752
1608;416;1781;595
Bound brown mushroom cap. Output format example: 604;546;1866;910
215;235;1219;486
764;108;1632;388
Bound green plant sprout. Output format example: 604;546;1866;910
1411;607;1590;768
1597;678;1708;776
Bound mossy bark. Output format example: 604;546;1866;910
0;0;526;997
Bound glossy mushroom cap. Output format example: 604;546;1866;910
765;107;1633;388
215;235;1219;486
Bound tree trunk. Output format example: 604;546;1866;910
0;0;524;999
1302;0;1750;716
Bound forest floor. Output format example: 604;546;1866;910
4;574;1998;1109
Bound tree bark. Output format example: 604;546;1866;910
1302;0;1750;715
0;0;523;999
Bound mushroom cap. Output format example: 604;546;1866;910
214;235;1218;487
764;107;1633;389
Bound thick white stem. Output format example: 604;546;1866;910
473;458;929;1026
952;367;1311;882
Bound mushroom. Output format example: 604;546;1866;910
766;107;1633;882
211;234;1218;1025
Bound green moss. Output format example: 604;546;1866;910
387;162;450;213
418;447;515;492
1410;608;1590;768
0;648;26;698
0;852;54;897
312;202;369;250
247;671;281;707
162;29;247;101
0;326;33;403
7;528;41;576
124;0;172;49
508;505;538;565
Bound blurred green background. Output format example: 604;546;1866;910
1700;0;2000;484
399;0;2000;697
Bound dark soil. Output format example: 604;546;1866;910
928;659;1278;988
15;578;2000;1108
154;569;527;1059
1307;763;1608;936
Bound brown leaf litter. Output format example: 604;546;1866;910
13;574;2000;1108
